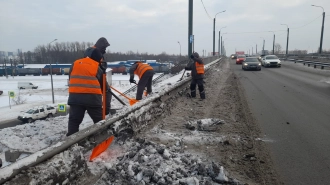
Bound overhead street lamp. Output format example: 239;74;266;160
48;39;57;104
281;24;289;55
253;42;258;55
213;10;226;56
269;31;275;54
219;26;226;55
260;37;265;55
177;41;181;61
311;5;325;54
221;33;228;56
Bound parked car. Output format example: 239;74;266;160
236;55;246;64
0;90;3;95
242;57;261;71
261;55;281;67
18;82;38;89
17;105;57;123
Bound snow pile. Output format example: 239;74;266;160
94;138;240;185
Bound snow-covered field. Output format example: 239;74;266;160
0;72;176;168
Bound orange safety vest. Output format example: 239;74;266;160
69;58;102;94
134;62;153;79
195;62;205;74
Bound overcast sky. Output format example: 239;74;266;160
0;0;329;56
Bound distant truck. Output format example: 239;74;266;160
18;82;38;89
17;105;57;123
236;51;245;55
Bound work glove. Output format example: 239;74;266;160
190;54;195;59
129;79;136;84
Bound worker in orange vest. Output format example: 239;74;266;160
129;61;155;100
185;52;205;99
66;39;111;136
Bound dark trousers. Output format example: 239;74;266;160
136;70;154;100
66;105;102;136
190;78;205;99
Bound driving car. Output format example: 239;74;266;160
0;90;3;95
261;55;281;67
242;57;261;71
236;55;246;64
230;54;237;59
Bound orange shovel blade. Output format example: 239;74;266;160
89;135;115;161
129;99;139;106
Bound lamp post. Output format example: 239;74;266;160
312;5;325;54
213;10;226;56
48;39;57;104
260;37;265;55
281;24;289;55
219;26;226;55
177;41;181;61
269;31;275;54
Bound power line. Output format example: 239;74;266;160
224;30;286;35
291;14;322;29
200;0;212;20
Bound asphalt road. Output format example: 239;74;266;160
231;59;330;185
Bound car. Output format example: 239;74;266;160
258;55;265;61
242;57;261;71
230;54;237;59
17;105;57;123
261;55;281;67
236;55;246;64
0;90;3;95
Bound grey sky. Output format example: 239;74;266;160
0;0;329;56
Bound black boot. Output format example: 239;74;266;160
200;91;205;99
198;85;205;99
191;90;196;98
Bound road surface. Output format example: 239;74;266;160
232;59;330;185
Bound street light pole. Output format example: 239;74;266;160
281;24;289;55
260;37;265;55
48;39;57;104
269;31;275;54
213;10;226;56
177;41;181;61
312;5;325;54
219;26;226;55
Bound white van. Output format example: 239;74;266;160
18;82;38;89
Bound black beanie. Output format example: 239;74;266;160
90;48;103;62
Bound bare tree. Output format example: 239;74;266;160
274;43;282;54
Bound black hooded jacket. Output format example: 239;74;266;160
68;42;111;113
185;52;204;79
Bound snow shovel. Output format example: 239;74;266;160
89;135;115;161
177;69;186;82
110;86;139;106
102;74;106;119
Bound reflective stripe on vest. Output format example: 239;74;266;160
69;58;102;94
134;62;153;79
196;62;205;74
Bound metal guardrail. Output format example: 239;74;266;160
283;58;330;69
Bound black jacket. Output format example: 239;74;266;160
185;57;204;79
